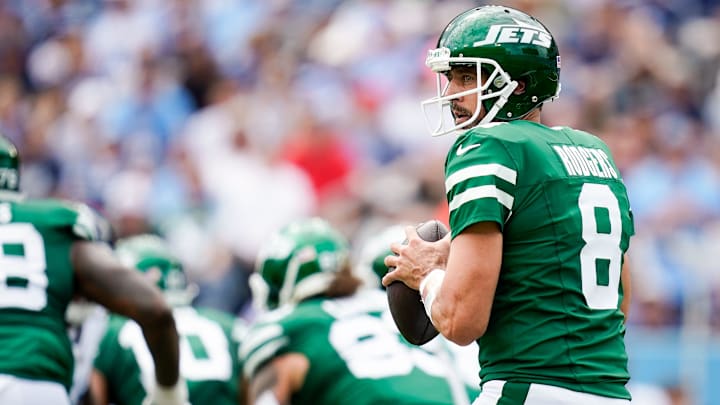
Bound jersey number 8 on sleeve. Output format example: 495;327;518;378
578;183;623;310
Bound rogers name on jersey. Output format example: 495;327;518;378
552;145;618;179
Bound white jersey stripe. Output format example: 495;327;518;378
448;185;514;212
239;324;283;359
445;164;517;193
471;380;505;404
243;337;288;378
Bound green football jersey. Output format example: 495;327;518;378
445;120;633;399
94;306;243;405
241;289;479;405
0;198;104;390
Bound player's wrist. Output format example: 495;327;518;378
256;390;281;405
144;379;188;405
420;269;445;322
419;269;444;299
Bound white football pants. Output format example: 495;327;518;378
0;374;71;405
473;380;631;405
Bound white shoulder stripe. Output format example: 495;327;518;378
239;324;284;359
448;185;514;212
243;337;289;378
73;203;99;241
445;164;517;193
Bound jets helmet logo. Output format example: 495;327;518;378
473;18;552;48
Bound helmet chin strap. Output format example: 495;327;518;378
479;80;518;124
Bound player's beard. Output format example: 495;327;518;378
451;102;484;128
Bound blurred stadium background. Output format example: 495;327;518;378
1;0;719;403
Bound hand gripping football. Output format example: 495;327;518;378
386;220;447;345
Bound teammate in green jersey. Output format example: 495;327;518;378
382;6;634;404
0;135;184;405
90;234;245;405
241;217;479;405
355;224;481;404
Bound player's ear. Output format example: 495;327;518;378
513;80;526;95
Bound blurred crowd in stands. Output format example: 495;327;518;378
1;0;719;335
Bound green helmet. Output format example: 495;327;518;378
421;5;561;136
251;217;350;312
355;225;406;290
0;135;20;194
115;234;197;307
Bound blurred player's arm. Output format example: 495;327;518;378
234;320;249;405
247;354;309;405
89;370;109;405
71;241;180;389
621;259;631;323
239;375;248;405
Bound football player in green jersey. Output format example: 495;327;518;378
0;135;184;405
355;224;481;404
354;224;407;290
383;5;634;404
241;217;478;405
90;234;245;405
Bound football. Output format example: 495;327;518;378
386;219;448;345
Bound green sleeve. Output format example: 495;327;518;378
446;133;518;238
93;318;123;378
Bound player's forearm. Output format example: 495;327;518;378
89;370;110;405
249;364;287;405
421;270;484;346
249;354;308;405
72;242;171;324
421;228;501;345
142;312;180;387
620;260;631;323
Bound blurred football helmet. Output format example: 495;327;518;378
421;5;561;136
355;225;406;290
0;135;20;195
251;217;350;312
115;234;198;307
